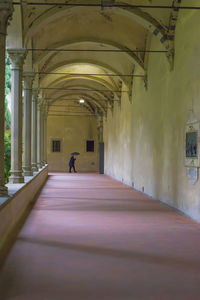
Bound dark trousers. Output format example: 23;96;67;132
69;165;76;173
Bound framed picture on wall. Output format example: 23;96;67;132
185;121;200;167
186;132;197;158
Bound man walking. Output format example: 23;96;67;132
69;155;77;173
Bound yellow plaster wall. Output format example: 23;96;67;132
47;114;99;172
104;10;200;222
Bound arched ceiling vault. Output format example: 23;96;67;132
43;80;117;106
48;92;107;115
7;0;181;116
44;75;120;98
23;1;168;45
34;39;145;71
46;89;109;115
40;60;130;86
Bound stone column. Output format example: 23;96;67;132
8;49;26;183
40;107;45;166
97;114;104;143
43;109;47;164
37;102;42;169
23;72;34;176
31;89;38;172
0;1;13;195
97;114;104;174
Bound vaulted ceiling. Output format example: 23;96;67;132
8;0;180;116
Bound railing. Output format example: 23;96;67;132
0;165;48;264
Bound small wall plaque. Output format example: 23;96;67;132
185;120;200;167
186;167;198;185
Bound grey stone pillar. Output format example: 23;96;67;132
40;107;45;166
43;109;47;164
31;89;38;171
97;114;104;143
0;1;13;195
8;49;26;183
99;142;104;174
97;114;104;174
37;102;42;168
23;72;34;176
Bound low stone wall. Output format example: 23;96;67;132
0;166;48;261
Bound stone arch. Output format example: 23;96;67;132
34;39;144;71
40;59;136;88
24;1;166;43
48;92;107;115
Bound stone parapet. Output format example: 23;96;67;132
0;166;48;263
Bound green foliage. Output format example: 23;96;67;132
5;98;11;130
5;52;11;130
4;132;11;183
4;52;11;181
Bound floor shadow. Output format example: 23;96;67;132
32;206;173;213
17;236;200;272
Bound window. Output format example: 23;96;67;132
52;140;61;152
86;140;94;152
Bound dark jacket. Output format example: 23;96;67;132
69;156;76;167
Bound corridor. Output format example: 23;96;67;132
0;173;200;300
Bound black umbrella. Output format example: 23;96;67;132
71;152;80;156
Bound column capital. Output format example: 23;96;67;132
43;108;48;119
38;95;43;103
37;101;42;110
40;106;46;115
32;88;39;102
23;72;35;89
97;113;103;126
0;0;13;35
7;49;27;69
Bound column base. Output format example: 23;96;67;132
9;176;24;184
37;162;43;169
32;163;38;172
9;170;24;184
41;161;46;166
0;185;8;196
23;170;33;176
23;165;33;176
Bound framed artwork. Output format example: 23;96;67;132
186;132;197;158
185;120;200;167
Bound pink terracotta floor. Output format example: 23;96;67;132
0;173;200;300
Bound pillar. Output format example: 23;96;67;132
40;106;44;166
99;142;104;174
8;49;26;183
43;109;47;164
97;114;104;174
37;102;42;168
0;0;13;195
31;89;38;172
23;72;34;176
